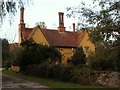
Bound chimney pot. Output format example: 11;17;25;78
20;7;24;23
58;12;65;32
73;23;75;32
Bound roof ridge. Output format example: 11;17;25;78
43;28;77;33
77;31;86;45
26;27;37;40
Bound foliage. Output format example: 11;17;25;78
70;47;86;66
61;65;75;82
88;43;120;71
70;65;93;85
36;21;47;29
11;47;24;66
3;70;103;88
24;63;63;79
0;39;2;66
67;0;120;42
24;63;94;85
20;39;48;69
2;39;10;68
0;0;31;25
2;39;9;60
111;39;120;71
13;39;62;70
48;46;62;64
67;0;120;71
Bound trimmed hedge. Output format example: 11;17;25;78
24;63;94;85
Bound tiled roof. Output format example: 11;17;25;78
24;27;86;47
26;27;36;40
41;29;79;47
23;28;34;40
77;31;86;45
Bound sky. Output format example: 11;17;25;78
0;0;92;43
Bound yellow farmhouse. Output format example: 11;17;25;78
18;7;95;64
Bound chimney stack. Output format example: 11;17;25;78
18;7;25;44
73;23;75;32
58;12;65;32
20;7;24;23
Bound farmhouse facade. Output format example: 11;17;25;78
18;7;95;64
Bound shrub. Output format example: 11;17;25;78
23;62;95;85
24;63;49;77
2;39;10;68
48;46;62;64
47;64;64;80
70;47;86;66
70;65;93;85
11;39;62;70
88;44;115;71
61;65;75;82
11;47;24;66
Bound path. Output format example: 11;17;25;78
2;74;48;89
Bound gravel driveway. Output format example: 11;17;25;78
2;74;48;89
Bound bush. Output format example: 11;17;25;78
11;47;24;66
61;65;75;82
24;63;64;80
47;64;64;80
24;63;94;85
88;44;115;71
24;63;49;77
2;39;10;68
11;39;62;70
70;65;93;85
70;47;86;66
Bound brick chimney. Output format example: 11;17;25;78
18;7;25;44
20;7;24;23
73;23;75;32
58;12;65;32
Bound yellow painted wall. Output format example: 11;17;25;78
79;32;95;57
30;28;95;64
31;28;74;64
31;28;73;64
59;48;74;64
32;28;49;45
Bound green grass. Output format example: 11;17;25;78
2;69;119;89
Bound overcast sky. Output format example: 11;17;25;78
0;0;92;43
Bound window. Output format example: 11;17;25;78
72;48;76;52
55;48;59;51
84;46;89;52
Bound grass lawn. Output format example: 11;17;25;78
2;69;119;89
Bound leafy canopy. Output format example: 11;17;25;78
0;0;31;25
66;0;120;43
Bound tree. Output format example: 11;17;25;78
17;39;62;70
70;47;86;66
66;0;120;43
0;0;31;25
2;39;10;67
48;46;62;64
2;39;9;60
35;21;47;29
88;44;112;70
67;0;120;70
112;38;120;71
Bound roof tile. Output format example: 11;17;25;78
23;27;86;47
